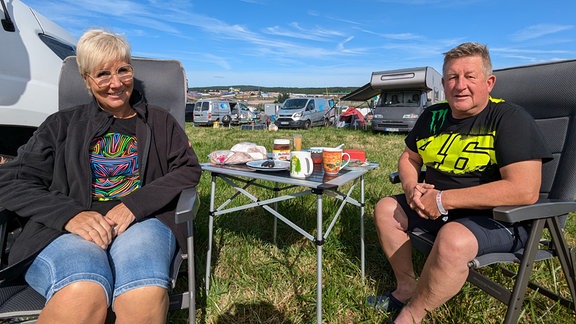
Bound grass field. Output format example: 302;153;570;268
169;124;576;323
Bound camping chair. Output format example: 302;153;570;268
389;59;576;323
0;57;199;323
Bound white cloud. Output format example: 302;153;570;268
511;24;574;42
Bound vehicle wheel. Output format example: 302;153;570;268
304;120;312;130
221;115;232;126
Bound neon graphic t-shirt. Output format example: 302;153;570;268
405;99;551;191
90;117;140;201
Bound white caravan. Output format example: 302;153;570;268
342;66;444;132
0;0;76;156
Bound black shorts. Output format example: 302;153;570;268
393;194;529;256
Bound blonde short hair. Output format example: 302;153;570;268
76;29;131;76
443;42;493;77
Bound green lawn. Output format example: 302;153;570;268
169;124;576;323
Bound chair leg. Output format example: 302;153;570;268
187;221;196;323
546;217;576;311
503;219;546;324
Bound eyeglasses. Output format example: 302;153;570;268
87;64;134;87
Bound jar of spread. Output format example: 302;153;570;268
272;139;290;161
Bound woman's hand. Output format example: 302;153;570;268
104;203;136;236
64;211;114;249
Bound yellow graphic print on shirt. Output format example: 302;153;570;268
416;131;497;175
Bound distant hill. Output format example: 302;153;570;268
188;85;358;95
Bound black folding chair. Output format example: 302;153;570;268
0;57;199;323
390;59;576;323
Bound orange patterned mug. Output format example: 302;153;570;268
322;148;350;174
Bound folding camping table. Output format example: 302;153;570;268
201;161;378;323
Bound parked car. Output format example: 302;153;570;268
185;102;195;122
193;99;232;126
229;101;256;125
276;97;335;129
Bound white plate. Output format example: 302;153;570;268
246;160;290;171
343;161;370;171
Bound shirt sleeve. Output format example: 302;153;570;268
494;104;553;166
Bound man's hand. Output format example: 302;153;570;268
64;211;114;249
408;183;444;220
104;203;136;236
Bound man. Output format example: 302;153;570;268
371;42;551;323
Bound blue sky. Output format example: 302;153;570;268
24;0;576;87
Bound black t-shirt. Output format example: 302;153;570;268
406;99;552;191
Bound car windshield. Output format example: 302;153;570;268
379;91;421;107
282;99;308;110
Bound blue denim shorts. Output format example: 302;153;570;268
25;218;176;306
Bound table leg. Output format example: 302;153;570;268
316;192;323;324
360;175;366;282
206;174;216;292
273;181;278;244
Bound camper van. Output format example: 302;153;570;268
275;97;335;129
0;0;77;157
342;66;444;132
193;99;232;126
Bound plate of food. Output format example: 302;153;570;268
343;159;370;171
246;159;290;171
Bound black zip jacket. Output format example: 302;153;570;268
0;91;201;270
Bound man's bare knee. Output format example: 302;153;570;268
374;196;407;231
434;222;478;262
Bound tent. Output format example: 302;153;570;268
338;106;366;128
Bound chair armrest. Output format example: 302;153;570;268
175;187;200;224
493;200;576;223
388;170;426;184
389;172;401;184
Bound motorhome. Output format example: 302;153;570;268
0;0;77;157
342;66;444;132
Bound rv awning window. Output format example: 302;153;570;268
341;83;381;101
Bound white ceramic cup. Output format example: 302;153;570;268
290;151;314;178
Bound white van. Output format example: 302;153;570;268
275;97;335;129
193;99;232;126
1;0;76;156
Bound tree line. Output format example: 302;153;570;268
188;85;357;95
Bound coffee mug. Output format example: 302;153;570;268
322;148;350;174
290;151;314;178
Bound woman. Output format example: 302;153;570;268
0;29;201;323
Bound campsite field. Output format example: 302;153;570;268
170;124;576;323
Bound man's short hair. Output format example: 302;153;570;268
443;42;493;77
